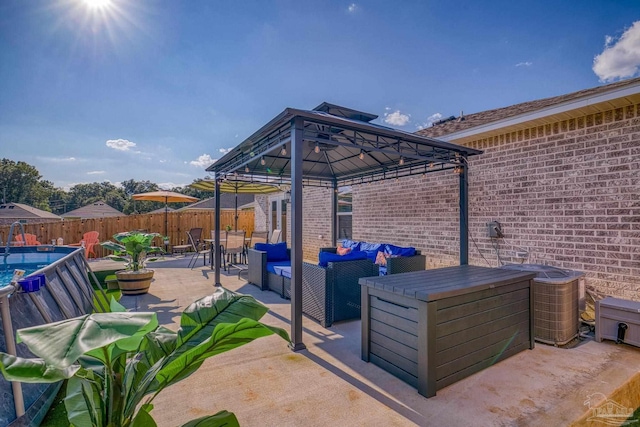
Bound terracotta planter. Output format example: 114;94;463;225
115;269;154;295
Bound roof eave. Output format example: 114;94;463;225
438;80;640;142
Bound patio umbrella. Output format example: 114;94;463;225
131;190;198;240
189;178;281;231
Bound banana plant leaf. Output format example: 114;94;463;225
180;411;240;427
14;312;158;367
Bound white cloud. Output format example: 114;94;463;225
87;170;105;175
515;61;532;67
417;113;443;130
218;147;233;154
348;3;357;13
593;21;640;82
37;156;76;162
157;182;188;190
190;154;217;168
383;110;410;126
106;138;136;151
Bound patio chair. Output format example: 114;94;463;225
269;229;282;244
14;233;41;246
187;228;208;269
69;231;100;258
248;231;268;248
173;227;202;256
222;230;246;272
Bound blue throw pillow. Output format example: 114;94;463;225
384;244;416;257
255;242;289;261
318;250;368;267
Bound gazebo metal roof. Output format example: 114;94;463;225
206;102;482;186
206;102;483;351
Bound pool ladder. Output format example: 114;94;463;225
3;221;27;257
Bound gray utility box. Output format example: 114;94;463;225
501;264;584;346
596;297;640;348
359;265;536;398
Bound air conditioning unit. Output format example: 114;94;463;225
501;264;584;346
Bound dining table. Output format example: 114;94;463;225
203;237;251;269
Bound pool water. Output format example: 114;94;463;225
0;252;67;287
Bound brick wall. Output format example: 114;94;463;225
254;195;268;232
350;104;640;299
290;187;333;262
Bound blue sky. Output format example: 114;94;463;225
1;1;639;190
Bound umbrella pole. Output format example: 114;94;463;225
235;193;238;231
164;200;168;252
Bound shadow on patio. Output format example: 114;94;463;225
87;258;640;427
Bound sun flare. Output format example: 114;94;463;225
83;0;112;9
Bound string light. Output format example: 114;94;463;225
260;156;266;166
314;142;320;154
359;150;365;160
281;145;287;156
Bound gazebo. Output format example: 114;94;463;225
206;102;483;351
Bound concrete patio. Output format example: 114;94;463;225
89;256;640;427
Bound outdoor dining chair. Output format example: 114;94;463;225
248;231;268;248
222;230;246;272
187;228;208;269
269;229;282;244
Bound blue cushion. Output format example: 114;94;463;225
318;250;368;267
255;242;289;261
384;244;416;257
266;260;291;275
359;242;382;252
341;239;361;251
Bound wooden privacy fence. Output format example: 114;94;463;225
0;210;254;257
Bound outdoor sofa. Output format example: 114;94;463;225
247;244;378;327
338;239;426;275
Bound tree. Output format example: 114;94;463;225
0;159;49;207
66;182;126;213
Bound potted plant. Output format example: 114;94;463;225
100;231;165;295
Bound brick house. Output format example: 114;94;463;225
255;77;640;300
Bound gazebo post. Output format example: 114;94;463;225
331;179;337;247
459;159;469;265
289;117;306;351
214;175;222;286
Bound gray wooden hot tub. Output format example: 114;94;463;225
359;265;536;398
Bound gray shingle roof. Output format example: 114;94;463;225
0;203;61;220
62;201;124;218
416;76;640;139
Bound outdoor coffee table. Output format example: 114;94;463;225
359;265;536;398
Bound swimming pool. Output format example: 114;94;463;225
0;249;68;287
0;245;100;426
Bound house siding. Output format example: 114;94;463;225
274;102;639;300
351;104;640;299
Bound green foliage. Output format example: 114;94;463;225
0;288;289;427
0;158;199;215
0;158;47;207
101;231;165;271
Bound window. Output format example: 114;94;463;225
337;186;352;240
